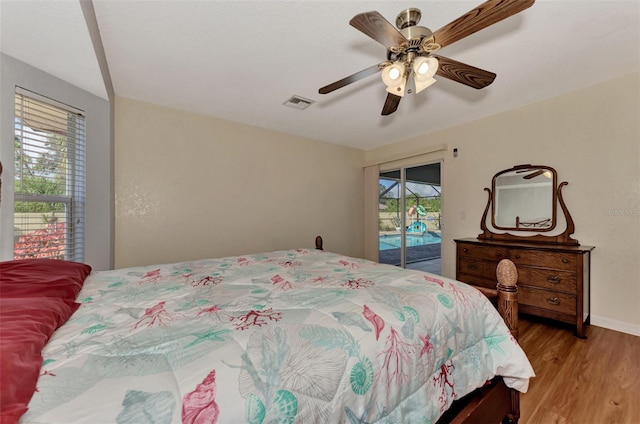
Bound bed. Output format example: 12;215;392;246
1;237;534;424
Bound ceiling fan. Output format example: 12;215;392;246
318;0;535;116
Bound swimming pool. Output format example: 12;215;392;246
379;232;441;250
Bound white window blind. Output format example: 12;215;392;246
14;88;86;262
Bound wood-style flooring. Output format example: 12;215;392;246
517;317;640;424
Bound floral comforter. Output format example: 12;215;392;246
23;249;534;423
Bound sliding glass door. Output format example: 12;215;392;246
378;162;441;274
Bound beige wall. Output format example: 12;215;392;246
367;72;640;334
114;97;365;268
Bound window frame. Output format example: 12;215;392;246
13;87;86;262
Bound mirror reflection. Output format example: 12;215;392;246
492;166;557;231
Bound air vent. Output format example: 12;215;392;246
283;95;315;110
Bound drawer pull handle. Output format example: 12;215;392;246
546;297;561;305
463;248;468;253
467;264;478;270
514;254;521;259
562;259;569;264
547;275;561;284
495;252;502;258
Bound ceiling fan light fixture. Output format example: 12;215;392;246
388;67;401;80
413;56;439;94
381;61;407;96
416;61;430;75
413;56;438;79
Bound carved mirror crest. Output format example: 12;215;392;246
479;164;579;245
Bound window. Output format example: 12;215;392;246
13;88;86;261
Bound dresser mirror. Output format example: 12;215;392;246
492;165;557;231
479;164;578;245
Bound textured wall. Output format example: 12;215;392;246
114;97;365;268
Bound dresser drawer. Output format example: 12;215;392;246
457;243;507;261
517;266;577;292
458;257;498;278
519;286;576;315
509;249;576;270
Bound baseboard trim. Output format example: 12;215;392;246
591;315;640;336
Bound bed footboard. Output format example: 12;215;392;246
496;259;521;423
438;258;521;424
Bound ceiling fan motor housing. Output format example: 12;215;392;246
389;9;437;60
387;25;434;61
396;8;422;29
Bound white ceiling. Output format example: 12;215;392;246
1;0;639;150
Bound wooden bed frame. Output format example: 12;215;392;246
315;235;522;424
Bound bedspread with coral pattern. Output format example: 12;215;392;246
23;249;534;423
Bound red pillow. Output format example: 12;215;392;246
0;297;80;424
0;259;91;300
0;259;90;423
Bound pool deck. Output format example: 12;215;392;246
379;243;441;266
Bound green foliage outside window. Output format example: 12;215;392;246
14;134;68;213
379;197;441;213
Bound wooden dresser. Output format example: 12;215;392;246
455;238;594;337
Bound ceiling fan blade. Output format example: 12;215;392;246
319;63;384;95
432;55;496;89
432;0;535;49
381;93;402;116
350;11;408;49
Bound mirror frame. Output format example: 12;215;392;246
491;165;557;232
478;164;579;246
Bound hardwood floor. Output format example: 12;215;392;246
518;317;640;424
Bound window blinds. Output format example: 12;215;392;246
14;88;86;262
